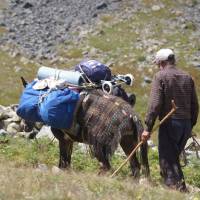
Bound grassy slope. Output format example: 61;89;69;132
0;163;189;200
0;0;200;198
0;136;199;199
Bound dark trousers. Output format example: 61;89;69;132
158;119;191;190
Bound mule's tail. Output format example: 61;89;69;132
133;115;150;177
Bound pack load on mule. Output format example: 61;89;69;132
17;60;135;129
37;60;135;103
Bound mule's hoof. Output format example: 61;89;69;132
58;164;71;170
98;165;111;176
98;169;110;176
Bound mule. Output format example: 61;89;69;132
21;77;149;177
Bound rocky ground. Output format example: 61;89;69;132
0;0;138;59
1;1;197;56
0;0;200;62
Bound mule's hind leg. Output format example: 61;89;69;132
120;135;140;178
51;128;73;169
140;142;150;177
94;144;111;174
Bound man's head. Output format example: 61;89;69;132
153;49;175;69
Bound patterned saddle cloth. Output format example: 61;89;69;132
81;90;137;145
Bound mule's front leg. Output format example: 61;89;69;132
51;128;73;169
58;137;73;169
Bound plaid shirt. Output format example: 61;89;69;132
145;65;199;132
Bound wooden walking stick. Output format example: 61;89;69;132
110;100;177;178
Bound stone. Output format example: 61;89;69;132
190;61;200;68
52;166;62;174
0;106;6;120
20;56;30;65
16;131;26;138
147;140;155;147
174;10;183;17
144;76;152;84
2;118;14;128
36;126;54;139
0;120;4;129
152;5;161;11
0;129;8;136
6;122;21;135
14;65;22;73
36;164;48;172
23;2;34;9
139;177;150;185
1;108;19;120
96;2;107;10
89;47;98;56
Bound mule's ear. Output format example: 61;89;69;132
21;76;28;88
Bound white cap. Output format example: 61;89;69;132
154;49;174;63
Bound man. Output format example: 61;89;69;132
141;48;199;192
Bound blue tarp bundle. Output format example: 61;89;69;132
17;81;80;129
39;88;79;128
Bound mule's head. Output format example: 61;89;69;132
21;119;35;132
19;76;43;138
21;119;43;139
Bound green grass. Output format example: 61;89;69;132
0;49;39;105
0;26;7;36
0;136;200;199
0;135;200;188
0;164;192;200
0;136;58;167
58;47;83;59
0;0;8;9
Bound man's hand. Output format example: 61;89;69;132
141;130;151;142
